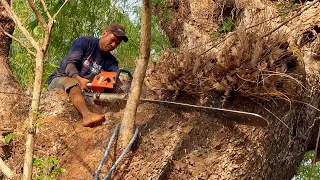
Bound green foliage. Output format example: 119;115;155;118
294;151;320;179
276;2;299;22
276;2;298;11
34;110;45;120
35;122;42;127
9;0;170;88
33;157;65;180
152;0;174;22
209;17;234;43
4;133;16;144
210;32;224;42
219;17;234;33
152;0;167;6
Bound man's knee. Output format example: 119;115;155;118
48;77;79;93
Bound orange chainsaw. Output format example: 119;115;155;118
86;69;132;93
85;69;269;127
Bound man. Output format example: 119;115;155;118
47;23;128;127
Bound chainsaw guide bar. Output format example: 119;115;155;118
86;92;269;127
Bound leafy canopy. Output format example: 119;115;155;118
9;0;170;89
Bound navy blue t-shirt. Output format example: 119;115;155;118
47;36;118;85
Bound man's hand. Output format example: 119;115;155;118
75;76;90;91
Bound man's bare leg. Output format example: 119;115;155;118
68;85;105;127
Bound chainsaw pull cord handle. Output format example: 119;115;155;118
113;69;133;89
86;83;92;87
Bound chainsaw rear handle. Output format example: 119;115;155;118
113;69;132;87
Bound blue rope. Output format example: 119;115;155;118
94;123;139;180
103;126;139;180
94;123;121;180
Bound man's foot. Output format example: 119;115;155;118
82;113;105;127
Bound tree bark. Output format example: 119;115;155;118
135;0;320;179
0;0;25;121
119;0;152;148
0;0;23;178
22;51;46;180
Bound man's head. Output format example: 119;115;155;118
99;23;128;53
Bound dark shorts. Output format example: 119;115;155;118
48;77;79;93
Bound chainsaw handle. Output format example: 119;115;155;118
113;69;132;87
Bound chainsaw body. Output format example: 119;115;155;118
87;69;132;93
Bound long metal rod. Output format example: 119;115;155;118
87;93;269;127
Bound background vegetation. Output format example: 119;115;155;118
294;151;320;179
9;0;170;89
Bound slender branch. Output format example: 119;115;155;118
119;0;151;148
21;0;70;179
40;0;52;19
261;0;319;38
0;27;36;58
52;0;70;19
0;91;29;96
42;20;54;53
27;0;47;29
1;0;40;51
0;128;14;132
0;158;14;179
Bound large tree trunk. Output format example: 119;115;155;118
0;1;27;129
0;2;28;178
126;0;320;179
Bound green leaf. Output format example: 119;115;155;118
47;157;59;166
35;122;41;127
28;19;39;31
34;175;43;180
33;158;43;168
52;167;66;174
219;17;234;33
4;133;16;143
33;25;44;37
50;167;66;178
276;3;285;9
49;63;60;68
294;150;320;179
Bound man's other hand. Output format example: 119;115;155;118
75;76;90;91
